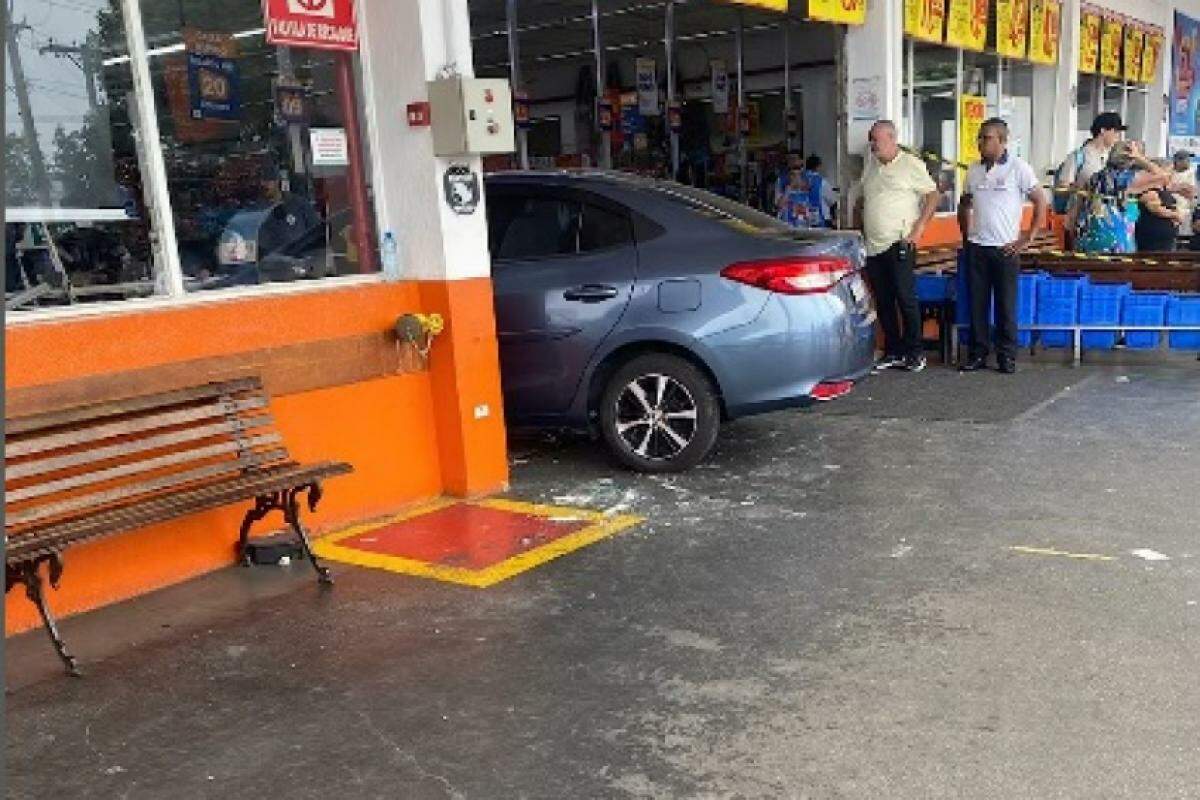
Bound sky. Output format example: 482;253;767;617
5;0;119;144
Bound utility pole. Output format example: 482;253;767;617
39;34;102;113
7;16;52;205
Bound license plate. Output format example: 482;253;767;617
848;274;868;304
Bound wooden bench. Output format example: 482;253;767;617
5;378;353;676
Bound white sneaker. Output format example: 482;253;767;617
873;354;906;372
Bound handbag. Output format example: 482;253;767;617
1075;170;1138;254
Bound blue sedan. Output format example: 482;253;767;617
486;171;876;472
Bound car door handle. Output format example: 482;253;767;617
563;285;620;303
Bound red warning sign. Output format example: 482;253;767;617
262;0;358;51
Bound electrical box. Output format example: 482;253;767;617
428;77;516;157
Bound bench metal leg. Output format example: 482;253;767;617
237;497;274;566
284;485;333;586
8;557;81;677
240;485;333;586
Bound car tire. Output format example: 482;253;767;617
599;353;721;473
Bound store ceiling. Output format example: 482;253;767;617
467;0;808;76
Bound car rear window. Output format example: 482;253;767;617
579;203;633;252
487;188;638;259
489;196;581;260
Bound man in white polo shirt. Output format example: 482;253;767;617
957;118;1048;374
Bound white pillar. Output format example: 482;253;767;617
841;0;903;225
1042;0;1081;173
843;0;903;152
356;0;491;281
593;0;612;169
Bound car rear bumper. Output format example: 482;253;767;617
704;276;876;418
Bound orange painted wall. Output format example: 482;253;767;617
5;280;508;634
916;207;1048;250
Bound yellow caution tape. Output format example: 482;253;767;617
898;145;1134;202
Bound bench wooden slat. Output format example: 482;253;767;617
5;378;261;437
6;433;283;505
5;448;291;529
6;415;275;482
7;462;352;562
5;397;269;459
8;461;308;549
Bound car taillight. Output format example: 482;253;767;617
720;256;852;295
810;380;854;401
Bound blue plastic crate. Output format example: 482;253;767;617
1016;271;1041;347
1121;292;1171;349
955;252;971;344
1167;294;1200;350
916;273;953;303
1036;274;1088;348
1079;282;1132;349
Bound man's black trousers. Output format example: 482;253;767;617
966;242;1019;362
865;241;920;359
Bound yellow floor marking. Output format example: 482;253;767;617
1009;545;1117;562
314;498;643;588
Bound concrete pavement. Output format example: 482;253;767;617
6;360;1199;798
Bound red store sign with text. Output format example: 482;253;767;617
263;0;358;51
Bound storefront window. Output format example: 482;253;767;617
1078;74;1150;148
904;38;1047;213
6;0;379;316
1102;79;1123;114
905;43;957;211
1076;76;1098;145
1125;84;1148;147
5;0;160;310
1001;60;1034;162
962;51;1000;118
137;0;378;292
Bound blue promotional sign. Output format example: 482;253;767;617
1171;12;1200;150
188;53;240;121
621;103;645;136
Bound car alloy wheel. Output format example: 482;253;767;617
599;353;721;473
614;373;698;461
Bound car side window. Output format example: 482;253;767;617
491;195;582;261
579;203;633;253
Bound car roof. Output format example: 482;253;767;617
484;169;662;189
485;170;862;248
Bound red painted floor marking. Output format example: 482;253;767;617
336;504;589;571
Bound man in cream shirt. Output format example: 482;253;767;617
854;120;940;372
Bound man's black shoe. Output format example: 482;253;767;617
958;357;988;372
997;358;1017;374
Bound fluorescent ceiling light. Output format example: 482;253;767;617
101;27;266;67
